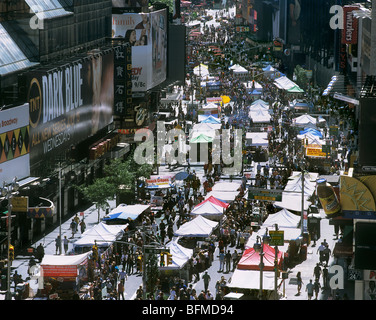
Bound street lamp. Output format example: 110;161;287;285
273;223;279;300
253;229;270;300
1;177;19;300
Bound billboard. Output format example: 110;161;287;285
0;103;30;185
112;9;167;91
24;50;114;166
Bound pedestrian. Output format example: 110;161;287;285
306;279;314;300
117;281;125;300
296;271;303;295
202;271;211;292
63;235;69;254
225;250;232;273
313;279;321;300
206;290;214;300
322;244;331;266
322;266;329;289
36;243;45;262
80;219;86;234
70;219;77;238
313;263;322;282
232;250;238;271
55;235;61;255
218;250;225;272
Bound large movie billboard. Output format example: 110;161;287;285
0;103;30;185
24;51;114;165
112;9;167;91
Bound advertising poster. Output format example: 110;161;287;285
112;9;167;91
24;51;114;166
0;103;30;185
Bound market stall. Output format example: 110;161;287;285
38;252;91;298
190;195;229;221
174;215;219;238
102;203;151;225
73;222;126;253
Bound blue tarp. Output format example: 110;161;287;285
299;128;323;138
103;204;150;221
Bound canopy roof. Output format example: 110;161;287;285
103;204;150;221
249;103;269;111
41;252;90;266
174;215;219;237
237;244;283;271
293;114;317;126
251;99;269;106
193;64;209;77
199;114;221;124
249;109;271;123
228;269;279;290
263;208;300;229
73;222;126;248
287;85;304;93
212;181;242;192
274;76;301;91
190;133;214;143
196;195;229;208
297;132;325;145
192;122;221;132
205;190;240;202
245;132;268;146
160;239;194;270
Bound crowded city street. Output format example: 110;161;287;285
0;0;363;303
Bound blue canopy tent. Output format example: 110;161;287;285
103;204;151;224
200;115;221;124
299;128;323;138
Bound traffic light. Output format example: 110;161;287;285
166;253;172;266
137;255;143;272
9;244;14;263
160;252;165;267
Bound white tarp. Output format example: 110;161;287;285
228;269;278;290
296;132;325;145
190;201;225;216
205;191;240;202
193;64;209;77
274;76;299;90
249;103;269;112
245;132;268;146
192;122;221;132
293;114;317;127
174;215;219;237
249;109;271;123
263;208;300;229
160;239;194;270
284;175;316;195
274;192;311;212
212;181;242;192
73;222;126;248
41;252;91;266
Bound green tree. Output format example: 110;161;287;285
76;178;116;223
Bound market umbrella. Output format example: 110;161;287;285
174;172;194;181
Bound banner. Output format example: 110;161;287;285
24;50;114;165
306;147;326;158
342;6;359;45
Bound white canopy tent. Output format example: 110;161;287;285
252;99;269;106
211;181;242;192
228;269;280;291
274;76;300;91
192;122;221;132
293;114;317;127
274;192;312;212
283;176;316;195
249;103;269;112
190;200;226;220
41;252;91;267
245;132;268;147
73;223;126;249
249;109;271;123
159;239;194;270
296;132;325;145
263;208;301;229
174;215;219;237
205;190;240;202
193;63;210;78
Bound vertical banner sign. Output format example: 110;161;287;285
342;6;359;45
114;44;133;117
